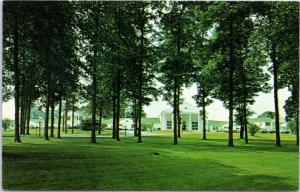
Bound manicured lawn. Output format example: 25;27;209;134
2;132;299;190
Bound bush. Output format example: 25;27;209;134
248;123;260;136
80;119;107;131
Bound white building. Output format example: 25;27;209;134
159;102;204;131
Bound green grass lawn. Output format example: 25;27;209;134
2;132;299;190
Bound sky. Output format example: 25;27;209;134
2;83;290;121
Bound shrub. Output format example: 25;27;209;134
248;123;260;136
80;119;97;131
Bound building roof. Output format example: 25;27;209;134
207;120;228;127
249;117;273;123
160;102;199;115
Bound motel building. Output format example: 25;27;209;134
159;102;204;131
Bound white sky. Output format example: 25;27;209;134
2;83;290;121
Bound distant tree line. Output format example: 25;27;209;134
3;1;299;146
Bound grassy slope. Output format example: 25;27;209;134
2;132;299;190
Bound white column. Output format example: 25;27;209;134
161;112;164;130
189;113;192;131
198;114;200;131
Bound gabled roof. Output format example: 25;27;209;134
160;102;199;115
249;117;274;123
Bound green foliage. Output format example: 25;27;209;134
2;119;14;129
79;118;96;131
248;123;261;136
287;121;297;134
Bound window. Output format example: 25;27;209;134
167;121;172;129
192;122;198;130
265;122;271;126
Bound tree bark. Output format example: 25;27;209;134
133;99;138;137
26;98;31;135
50;99;55;137
228;18;234;147
243;99;248;144
13;14;21;143
115;70;121;142
72;97;75;134
98;104;103;134
296;103;299;146
91;59;97;144
202;95;207;140
112;90;116;139
64;99;68;134
137;3;145;143
271;43;281;147
20;97;25;135
58;96;62;139
177;86;181;138
44;86;50;140
239;106;244;139
173;78;178;145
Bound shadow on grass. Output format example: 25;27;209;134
2;150;297;190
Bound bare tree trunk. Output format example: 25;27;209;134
177;86;181;138
20;97;25;135
50;100;55;137
133;99;138;137
72;97;75;134
271;43;281;147
44;86;50;140
91;62;97;143
26;98;31;135
58;96;62;139
173;78;178;145
98;104;102;135
296;105;299;146
115;71;121;142
112;92;116;139
228;18;234;147
13;14;21;143
64;99;68;134
202;95;207;140
243;100;248;144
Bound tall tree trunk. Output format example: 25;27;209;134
72;97;75;134
91;63;97;143
202;95;207;140
239;105;244;139
57;96;62;139
26;98;31;135
243;99;248;144
13;15;21;143
228;18;234;147
112;91;116;139
271;43;281;147
137;4;145;143
98;104;102;134
115;70;121;142
173;78;178;145
50;99;55;137
64;99;68;134
133;99;138;137
62;107;65;133
20;97;25;135
44;86;50;140
177;86;181;138
296;104;299;146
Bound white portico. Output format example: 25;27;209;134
159;102;203;131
